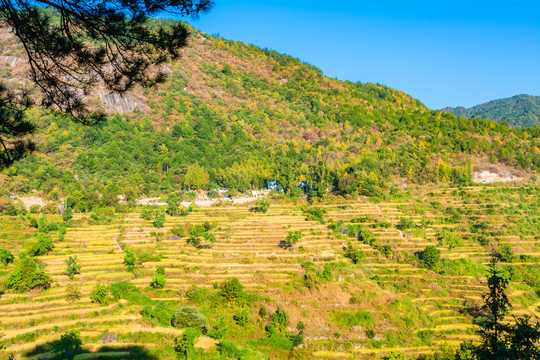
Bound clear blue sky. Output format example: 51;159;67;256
185;0;540;109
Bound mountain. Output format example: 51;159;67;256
442;94;540;127
0;23;539;204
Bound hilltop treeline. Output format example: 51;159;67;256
1;32;539;203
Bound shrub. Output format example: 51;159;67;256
170;224;187;237
344;242;364;264
493;245;514;263
151;272;166;289
398;217;416;230
303;270;320;289
140;207;153;220
65;255;81;280
268;308;289;335
279;230;302;250
62;207;73;222
250;198;270;213
51;331;82;360
5;256;51;292
332;309;374;330
436;230;463;249
41;203;57;215
141;302;175;326
219;277;244;302
29;205;41;214
123;248;136;271
171;307;207;332
28;233;55;257
174;328;200;360
234;310;249;326
153;210;165;228
90;283;112;306
0;248;14;266
415;246;441;270
358;228;376;246
0;198;17;215
304;206;326;223
65;284;82;303
38;216;50;233
186;223;216;248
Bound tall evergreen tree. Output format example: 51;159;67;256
476;260;511;360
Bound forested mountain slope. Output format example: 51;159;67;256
0;23;539;203
442;94;540;127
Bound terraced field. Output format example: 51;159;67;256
0;184;538;359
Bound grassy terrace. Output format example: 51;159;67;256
0;183;538;359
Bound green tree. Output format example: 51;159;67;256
174;328;201;359
65;255;81;280
153;210;166;228
151;266;166;289
5;255;51;292
267;308;289;335
62;207;73;222
250;198;270;213
50;331;82;360
476;262;512;360
183;163;210;189
219;277;244;303
29;233;55;256
279;230;302;250
123;248;137;272
415;246;441;270
506;315;540;359
0;248;14;267
38;215;50;233
344;242;365;264
90;283;112;306
171;307;207;332
0;1;213;169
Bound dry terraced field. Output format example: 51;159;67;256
0;184;539;359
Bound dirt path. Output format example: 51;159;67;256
376;204;407;242
137;195;262;208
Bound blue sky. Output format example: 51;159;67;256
185;0;540;109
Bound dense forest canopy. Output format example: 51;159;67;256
442;94;540;128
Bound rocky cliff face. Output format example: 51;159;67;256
98;87;145;113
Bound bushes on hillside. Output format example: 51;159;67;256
171;306;207;332
249;198;270;213
123;248;137;272
0;248;14;267
415;246;441;270
186;223;216;248
344;242;365;264
279;230;302;250
150;266;166;289
5;256;51;292
141;302;176;327
65;255;81;280
28;233;55;256
219;277;244;302
90;283;113;306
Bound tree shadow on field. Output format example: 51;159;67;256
24;344;159;360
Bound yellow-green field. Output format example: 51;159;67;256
0;184;539;359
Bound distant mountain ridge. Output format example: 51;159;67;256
442;94;540;127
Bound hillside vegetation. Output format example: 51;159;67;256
442;94;540;128
0;24;539;204
0;184;539;359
